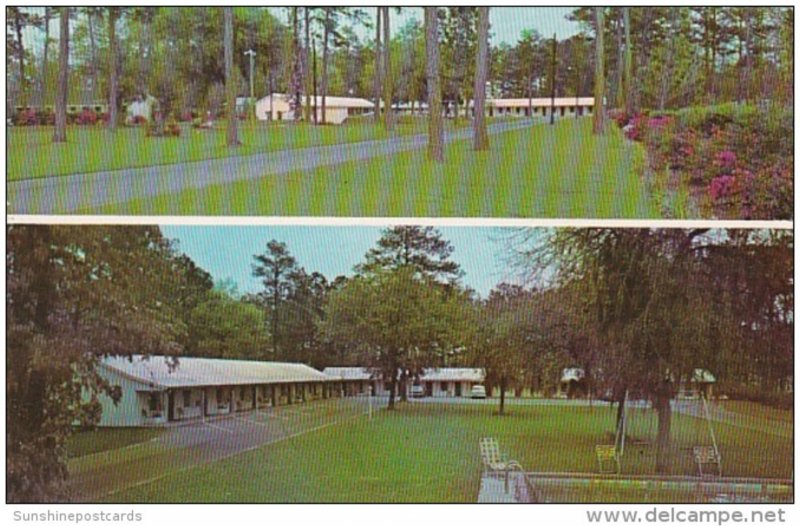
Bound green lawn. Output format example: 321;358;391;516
7;117;434;181
67;428;164;459
98;401;791;503
96;119;655;218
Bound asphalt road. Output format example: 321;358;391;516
9;119;538;215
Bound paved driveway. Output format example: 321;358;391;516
68;396;374;502
9;120;537;215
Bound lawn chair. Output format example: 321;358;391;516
479;437;524;493
693;446;722;477
595;445;621;475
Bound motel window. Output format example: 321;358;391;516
216;388;223;402
182;390;191;406
240;387;246;399
441;382;448;391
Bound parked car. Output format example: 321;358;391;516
410;384;425;398
470;385;487;399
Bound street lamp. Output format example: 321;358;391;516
244;49;257;119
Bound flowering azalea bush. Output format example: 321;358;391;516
615;103;792;220
75;108;98;125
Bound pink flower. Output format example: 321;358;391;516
709;175;737;201
715;150;737;169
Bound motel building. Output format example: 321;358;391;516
322;367;486;398
93;355;349;427
482;97;596;118
254;93;374;124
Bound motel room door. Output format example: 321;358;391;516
455;382;462;397
167;391;175;421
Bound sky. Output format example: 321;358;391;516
160;225;538;298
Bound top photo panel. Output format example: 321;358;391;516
6;6;793;220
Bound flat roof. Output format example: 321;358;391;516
322;367;485;383
101;355;335;389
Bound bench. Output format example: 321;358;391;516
595;445;621;474
693;446;722;477
480;437;524;493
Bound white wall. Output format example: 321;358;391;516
94;365;166;427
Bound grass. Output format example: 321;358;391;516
91;401;790;503
67;428;164;459
94;118;655;218
6;118;434;181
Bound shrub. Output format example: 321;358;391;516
75;108;98;125
15;108;38;126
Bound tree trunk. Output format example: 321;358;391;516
290;8;302;121
39;8;51;106
472;7;489;150
88;11;98;103
425;8;443;163
224;7;238;146
53;8;69;143
304;8;312;122
321;9;330;125
138;10;153;97
592;7;606;135
382;7;393;131
623;7;633;115
654;388;672;474
373;7;381;124
658;9;678;111
499;376;507;416
15;14;25;106
614;10;625;109
108;8;119;131
387;379;396;410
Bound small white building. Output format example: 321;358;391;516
93;355;343;427
125;95;158;123
255;93;374;124
416;368;485;397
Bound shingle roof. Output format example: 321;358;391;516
101;355;334;389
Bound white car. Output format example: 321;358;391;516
470;385;487;399
410;385;425;398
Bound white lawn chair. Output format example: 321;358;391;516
480;437;524;493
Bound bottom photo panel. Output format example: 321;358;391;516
6;223;793;504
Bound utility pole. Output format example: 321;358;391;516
244;49;256;119
550;33;557;125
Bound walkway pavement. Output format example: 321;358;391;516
9;120;538;215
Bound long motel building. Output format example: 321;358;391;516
322;367;486;398
94;355;354;427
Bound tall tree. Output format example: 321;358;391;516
592;7;605;134
53;7;69;143
107;8;120;131
304;7;312;122
622;7;633;114
223;7;238;146
7;225;191;502
356;225;462;284
472;7;490;150
425;7;444;162
252;240;300;358
381;7;393;130
373;7;381;124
